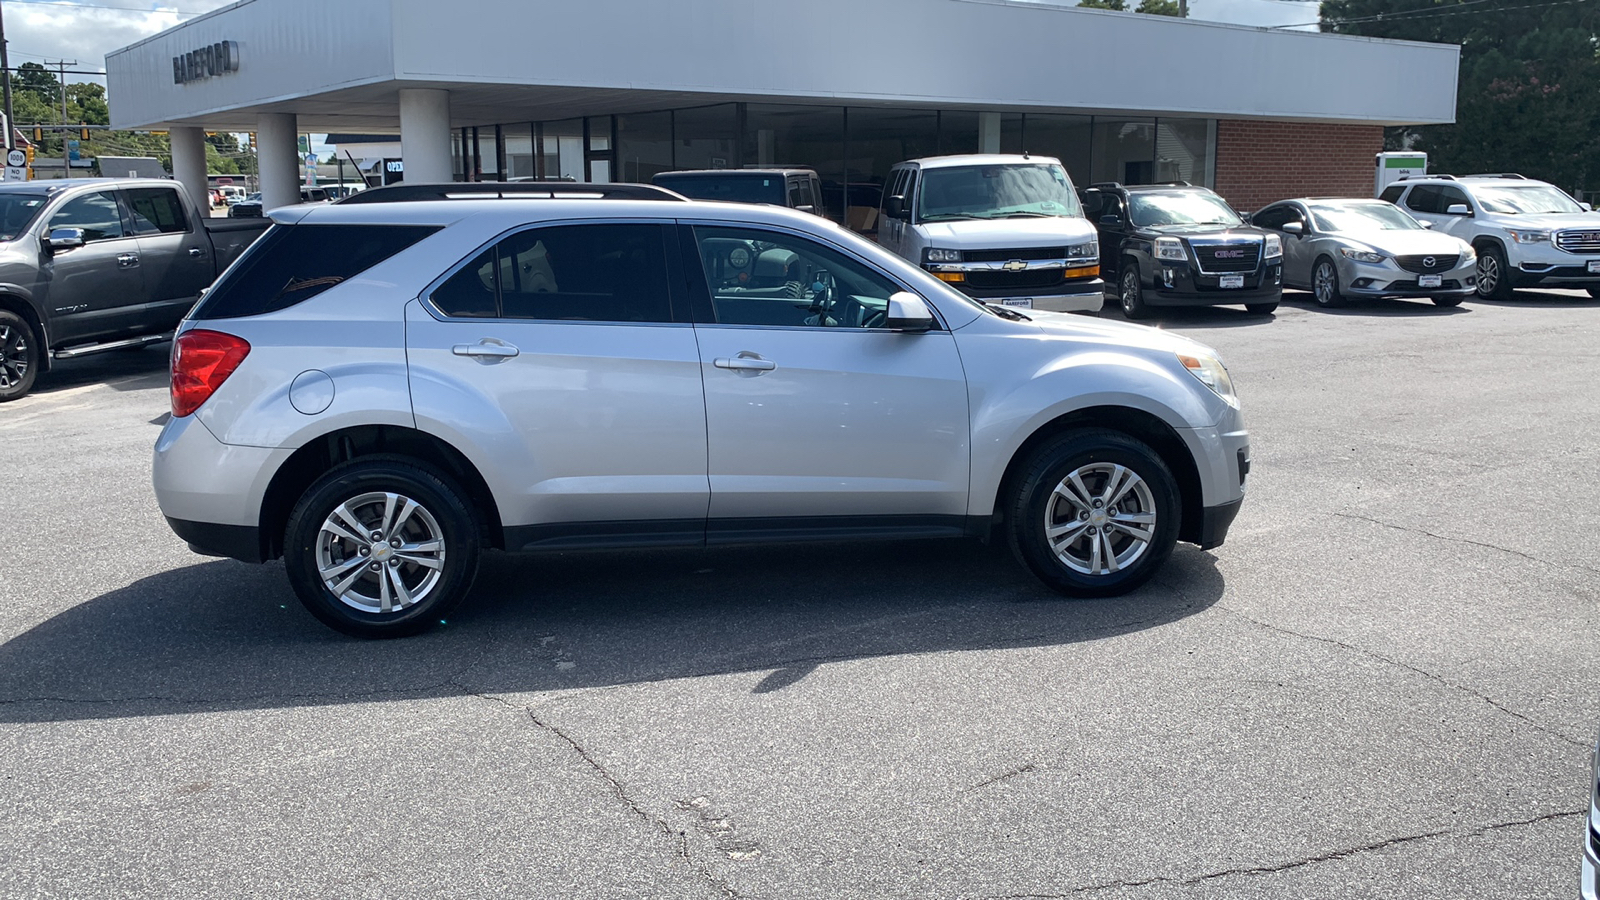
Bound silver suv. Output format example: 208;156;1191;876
153;197;1250;637
1379;174;1600;299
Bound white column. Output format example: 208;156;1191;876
169;126;209;214
256;113;300;212
399;88;452;183
979;112;1002;155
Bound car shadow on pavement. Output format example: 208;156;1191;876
26;345;170;397
1280;290;1470;317
0;540;1224;723
1096;305;1275;329
1471;289;1599;309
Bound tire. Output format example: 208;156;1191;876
283;457;481;638
1311;257;1346;308
0;309;39;402
1245;301;1279;315
1119;260;1150;320
1432;295;1465;307
1475;244;1513;300
1008;429;1181;598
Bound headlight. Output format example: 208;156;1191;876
1066;240;1098;260
924;247;962;263
1155;237;1186;262
1340;247;1386;264
1263;233;1282;259
1178;352;1238;408
1508;229;1550;244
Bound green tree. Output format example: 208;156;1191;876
1135;0;1187;15
1319;0;1600;192
1077;0;1128;10
11;62;57;102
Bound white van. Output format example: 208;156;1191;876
878;154;1103;313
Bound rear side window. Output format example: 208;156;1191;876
1379;184;1405;204
125;187;189;235
191;224;439;320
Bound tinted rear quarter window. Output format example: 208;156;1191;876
126;187;189;235
191;224;440;320
1379;184;1405;204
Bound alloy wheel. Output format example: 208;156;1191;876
1043;462;1157;576
1476;254;1498;296
315;491;447;614
0;323;28;392
1314;262;1337;305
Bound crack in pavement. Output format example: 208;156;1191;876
979;809;1583;898
1332;511;1600;579
525;712;743;899
1214;603;1590;750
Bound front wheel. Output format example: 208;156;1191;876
1312;258;1345;308
1009;429;1181;598
284;457;481;638
1475;245;1513;300
1119;262;1150;320
0;310;39;402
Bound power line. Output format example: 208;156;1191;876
1;0;209;15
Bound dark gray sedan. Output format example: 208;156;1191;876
1251;198;1476;308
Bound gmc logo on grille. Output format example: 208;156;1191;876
1213;249;1246;258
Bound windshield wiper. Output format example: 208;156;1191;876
983;302;1032;321
997;211;1055;219
921;213;978;222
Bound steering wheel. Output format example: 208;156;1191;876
807;269;835;317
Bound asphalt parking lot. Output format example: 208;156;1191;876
3;288;1597;899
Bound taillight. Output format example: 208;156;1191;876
171;330;250;417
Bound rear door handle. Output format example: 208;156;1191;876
713;354;776;372
116;253;140;269
452;338;519;360
188;248;205;258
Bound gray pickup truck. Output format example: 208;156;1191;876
0;177;271;401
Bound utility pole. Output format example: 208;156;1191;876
0;0;14;150
45;57;75;176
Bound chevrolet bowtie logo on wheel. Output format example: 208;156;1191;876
1003;260;1028;272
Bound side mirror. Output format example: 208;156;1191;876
1446;203;1472;216
46;227;85;252
1419;220;1434;229
885;195;906;220
1581;202;1593;212
884;291;935;332
794;204;816;215
1282;221;1304;235
1098;215;1121;227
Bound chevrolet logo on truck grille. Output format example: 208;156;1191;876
1003;260;1028;272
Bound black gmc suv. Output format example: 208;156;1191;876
1079;182;1282;318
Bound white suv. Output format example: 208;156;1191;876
153;197;1250;637
1379;174;1600;300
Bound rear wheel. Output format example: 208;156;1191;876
1312;258;1345;308
284;457;481;638
1475;244;1513;300
1009;429;1181;598
1119;261;1150;320
0;310;39;402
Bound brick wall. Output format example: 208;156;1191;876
1212;120;1383;212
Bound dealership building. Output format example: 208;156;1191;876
107;0;1459;224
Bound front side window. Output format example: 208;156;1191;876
125;187;190;235
1437;186;1472;213
1127;190;1241;228
917;163;1081;222
692;225;904;329
1250;205;1299;231
431;223;674;323
49;191;124;242
1307;202;1425;233
1405;185;1443;214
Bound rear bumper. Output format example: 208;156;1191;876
166;517;264;563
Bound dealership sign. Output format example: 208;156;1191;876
173;41;239;84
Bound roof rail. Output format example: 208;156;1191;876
1085;181;1123;190
1464;172;1527;180
337;181;687;204
1144;180;1193;188
1396;174;1455;182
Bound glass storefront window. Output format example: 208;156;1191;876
503;124;535;180
675;104;740;170
475;126;500;182
617;111;673;183
846;107;938;195
939;110;979;156
1091;118;1156;185
451;129;464;182
542;119;585;181
1155;118;1214;186
743;104;846;221
1020;114;1091;185
1000;113;1024;155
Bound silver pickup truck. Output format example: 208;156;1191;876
0;177;271;401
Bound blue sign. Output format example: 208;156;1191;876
66;140;80;162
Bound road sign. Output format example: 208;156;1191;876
6;149;25;168
4;167;26;182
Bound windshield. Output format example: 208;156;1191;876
1473;184;1585;215
917;164;1081;222
1128;191;1242;228
652;174;786;205
0;193;47;241
1308;202;1424;232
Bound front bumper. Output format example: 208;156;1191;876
1512;262;1600;288
1584;734;1599;900
954;278;1105;313
1143;260;1283;307
1195;498;1242;551
1338;258;1476;297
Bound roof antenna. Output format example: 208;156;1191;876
1022;149;1030;159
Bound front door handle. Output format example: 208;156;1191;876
116;252;140;269
713;353;776;372
188;248;205;258
452;338;519;361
